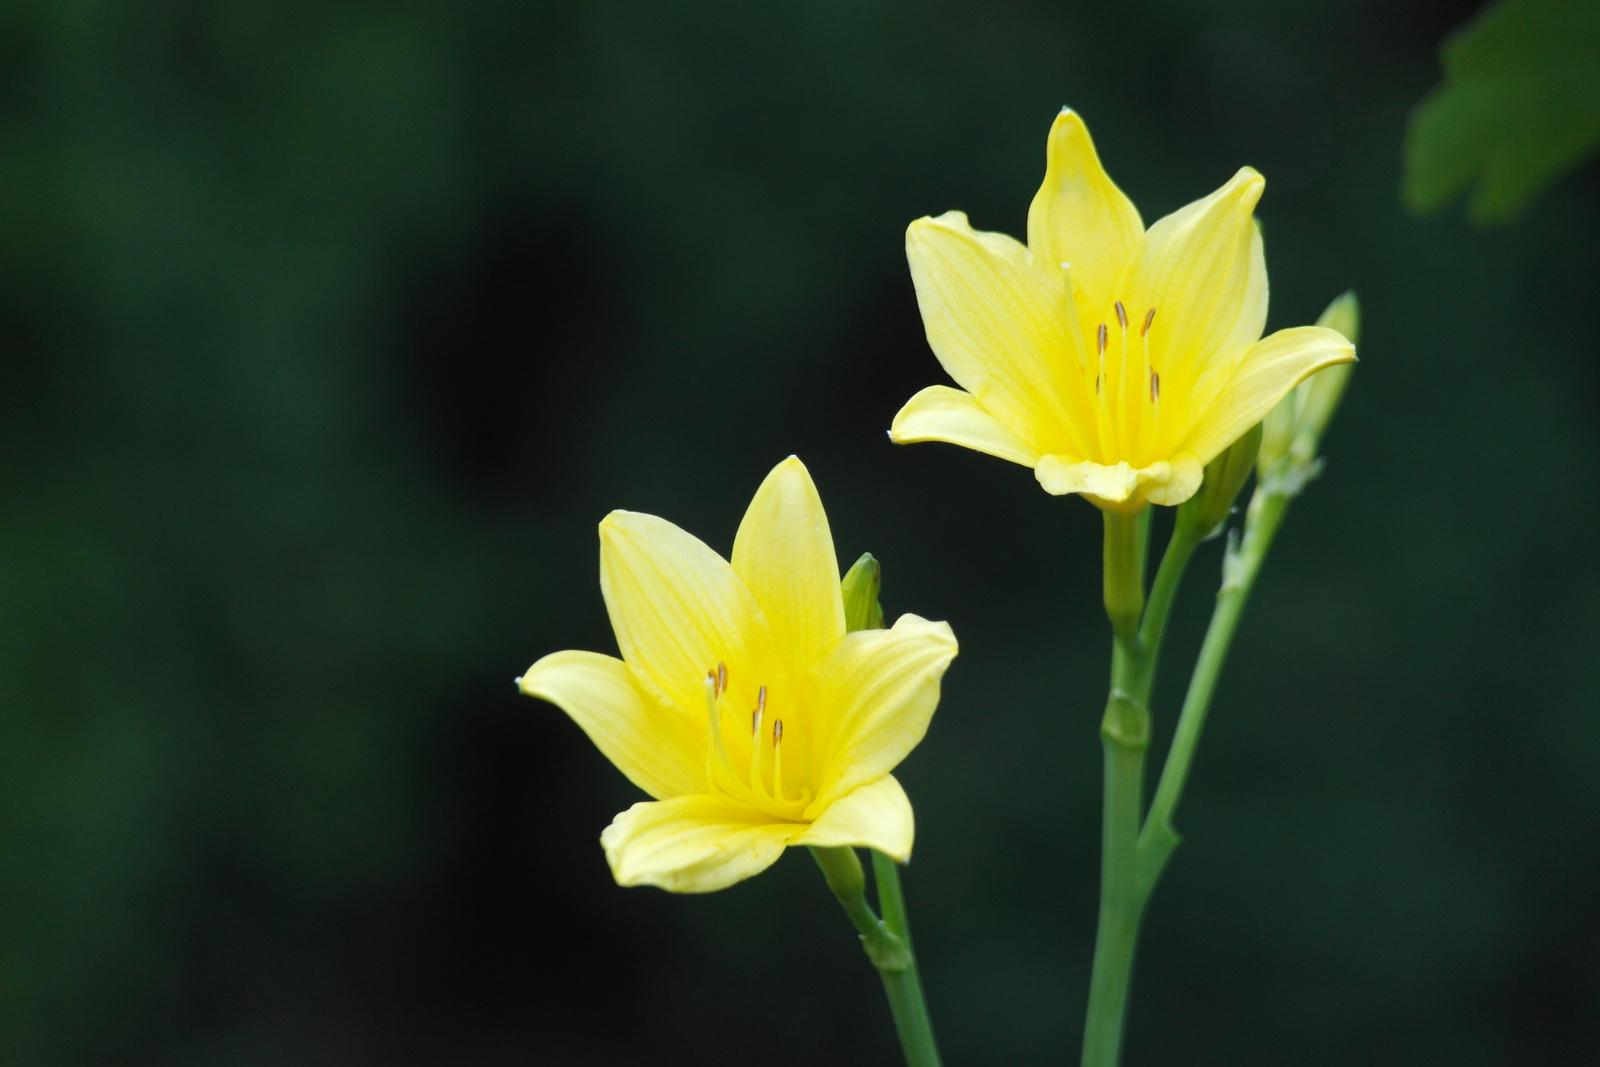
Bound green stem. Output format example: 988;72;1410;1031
873;850;941;1067
811;846;941;1067
1139;488;1290;889
1082;511;1152;1067
1136;522;1202;695
1080;509;1207;1066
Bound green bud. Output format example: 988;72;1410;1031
1176;421;1261;542
840;552;884;633
1258;290;1359;475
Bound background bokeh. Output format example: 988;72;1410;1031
1;0;1596;1063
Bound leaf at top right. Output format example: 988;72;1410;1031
1404;0;1600;225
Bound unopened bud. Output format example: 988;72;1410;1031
1259;290;1359;475
840;553;884;633
1176;422;1261;541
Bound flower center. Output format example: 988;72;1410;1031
1090;301;1161;464
703;662;811;820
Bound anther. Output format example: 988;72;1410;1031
1114;301;1127;329
1095;374;1102;396
1097;323;1107;355
1150;371;1160;402
772;719;783;744
1142;307;1156;336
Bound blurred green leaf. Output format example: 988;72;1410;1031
1403;0;1600;224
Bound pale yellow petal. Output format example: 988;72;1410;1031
1035;456;1142;501
518;650;706;801
906;212;1094;457
1139;453;1204;506
1180;326;1355;465
600;794;802;893
1116;168;1268;417
889;385;1042;467
806;614;957;817
794;774;915;862
1033;454;1203;511
599;510;777;718
731;457;845;677
1026;109;1143;318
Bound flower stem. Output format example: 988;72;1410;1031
873;850;941;1067
1139;487;1289;890
810;846;941;1067
1082;510;1154;1067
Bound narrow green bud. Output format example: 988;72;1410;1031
1259;290;1359;475
841;552;884;633
1176;421;1261;542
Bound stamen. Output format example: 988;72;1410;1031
770;718;785;801
703;674;740;790
1142;307;1156;336
1114;300;1127;330
1095;374;1102;396
717;662;727;697
751;685;766;735
1097;323;1107;356
1150;371;1160;402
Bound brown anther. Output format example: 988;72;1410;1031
772;719;784;744
757;685;766;714
707;663;727;698
1142;307;1156;336
1095;374;1102;396
751;708;761;734
1097;323;1107;355
1150;371;1160;402
1114;301;1128;329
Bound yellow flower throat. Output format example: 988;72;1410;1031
1089;299;1161;466
703;662;811;820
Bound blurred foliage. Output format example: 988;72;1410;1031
0;0;1597;1065
1404;0;1600;223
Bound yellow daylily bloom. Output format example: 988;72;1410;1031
518;457;958;893
890;109;1356;513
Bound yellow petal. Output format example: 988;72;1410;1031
601;794;802;893
1116;168;1268;417
519;650;705;801
906;211;1094;457
731;457;845;677
1033;454;1203;510
1181;326;1356;465
1026;109;1143;320
794;774;915;862
806;613;957;817
889;385;1042;467
599;510;777;717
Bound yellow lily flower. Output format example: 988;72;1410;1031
518;457;958;893
890;109;1356;513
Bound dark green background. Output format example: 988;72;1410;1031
1;0;1595;1063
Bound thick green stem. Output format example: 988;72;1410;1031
1082;510;1153;1067
811;846;941;1067
873;850;941;1067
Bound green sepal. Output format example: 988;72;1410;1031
841;552;884;633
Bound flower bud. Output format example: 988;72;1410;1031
1259;290;1359;475
840;552;884;633
1176;421;1261;541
